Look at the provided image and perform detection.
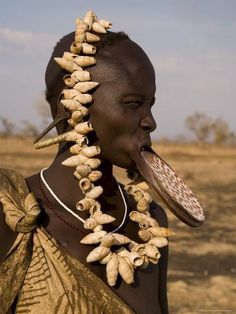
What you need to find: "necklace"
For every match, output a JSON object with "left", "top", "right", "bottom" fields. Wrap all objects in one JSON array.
[{"left": 40, "top": 167, "right": 128, "bottom": 233}]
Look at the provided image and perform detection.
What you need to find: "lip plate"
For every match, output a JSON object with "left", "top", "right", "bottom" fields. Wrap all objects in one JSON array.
[{"left": 132, "top": 147, "right": 205, "bottom": 227}]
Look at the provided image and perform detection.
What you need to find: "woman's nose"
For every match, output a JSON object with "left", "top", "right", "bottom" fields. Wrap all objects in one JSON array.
[{"left": 140, "top": 111, "right": 157, "bottom": 133}]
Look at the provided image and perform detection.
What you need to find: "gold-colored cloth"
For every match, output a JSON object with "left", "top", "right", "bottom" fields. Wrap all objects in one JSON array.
[{"left": 0, "top": 169, "right": 134, "bottom": 314}]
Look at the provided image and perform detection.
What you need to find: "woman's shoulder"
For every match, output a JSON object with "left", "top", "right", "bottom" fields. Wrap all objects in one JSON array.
[{"left": 0, "top": 168, "right": 30, "bottom": 262}]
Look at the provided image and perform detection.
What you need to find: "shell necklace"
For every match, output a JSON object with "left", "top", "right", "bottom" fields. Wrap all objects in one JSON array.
[
  {"left": 40, "top": 167, "right": 128, "bottom": 233},
  {"left": 34, "top": 10, "right": 174, "bottom": 286}
]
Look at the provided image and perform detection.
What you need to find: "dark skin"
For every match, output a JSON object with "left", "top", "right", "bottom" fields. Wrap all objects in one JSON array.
[{"left": 0, "top": 39, "right": 169, "bottom": 313}]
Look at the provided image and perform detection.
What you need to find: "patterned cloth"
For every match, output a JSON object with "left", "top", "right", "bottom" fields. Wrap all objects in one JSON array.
[{"left": 0, "top": 169, "right": 134, "bottom": 314}]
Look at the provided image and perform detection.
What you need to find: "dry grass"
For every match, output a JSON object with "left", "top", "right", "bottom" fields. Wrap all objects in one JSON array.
[{"left": 0, "top": 137, "right": 235, "bottom": 313}]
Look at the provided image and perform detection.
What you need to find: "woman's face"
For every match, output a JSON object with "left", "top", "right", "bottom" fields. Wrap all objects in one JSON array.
[{"left": 89, "top": 39, "right": 156, "bottom": 169}]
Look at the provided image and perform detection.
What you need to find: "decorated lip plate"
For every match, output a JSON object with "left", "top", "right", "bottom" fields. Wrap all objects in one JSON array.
[{"left": 134, "top": 148, "right": 205, "bottom": 227}]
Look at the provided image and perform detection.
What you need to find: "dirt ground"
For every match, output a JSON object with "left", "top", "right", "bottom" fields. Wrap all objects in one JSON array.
[{"left": 0, "top": 137, "right": 235, "bottom": 313}]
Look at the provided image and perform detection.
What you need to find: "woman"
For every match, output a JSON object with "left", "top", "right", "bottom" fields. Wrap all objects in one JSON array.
[{"left": 0, "top": 11, "right": 169, "bottom": 313}]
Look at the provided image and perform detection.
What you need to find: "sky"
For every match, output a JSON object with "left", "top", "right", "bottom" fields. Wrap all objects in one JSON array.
[{"left": 0, "top": 0, "right": 235, "bottom": 140}]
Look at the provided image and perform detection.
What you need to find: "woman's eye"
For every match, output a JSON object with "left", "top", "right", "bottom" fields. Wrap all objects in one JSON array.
[{"left": 123, "top": 100, "right": 143, "bottom": 108}]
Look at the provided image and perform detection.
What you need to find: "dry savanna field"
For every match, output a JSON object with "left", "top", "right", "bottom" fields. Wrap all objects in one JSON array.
[{"left": 0, "top": 137, "right": 236, "bottom": 313}]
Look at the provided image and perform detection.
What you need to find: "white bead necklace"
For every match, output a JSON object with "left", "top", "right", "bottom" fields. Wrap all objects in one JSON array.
[{"left": 40, "top": 167, "right": 128, "bottom": 233}]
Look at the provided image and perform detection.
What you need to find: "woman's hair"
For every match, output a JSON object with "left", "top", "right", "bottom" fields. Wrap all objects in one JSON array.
[{"left": 45, "top": 31, "right": 129, "bottom": 120}]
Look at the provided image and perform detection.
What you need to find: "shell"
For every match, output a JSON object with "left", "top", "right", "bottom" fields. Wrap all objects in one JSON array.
[
  {"left": 63, "top": 74, "right": 77, "bottom": 87},
  {"left": 94, "top": 213, "right": 116, "bottom": 225},
  {"left": 145, "top": 244, "right": 161, "bottom": 260},
  {"left": 84, "top": 217, "right": 98, "bottom": 230},
  {"left": 75, "top": 32, "right": 86, "bottom": 43},
  {"left": 73, "top": 56, "right": 96, "bottom": 67},
  {"left": 75, "top": 136, "right": 89, "bottom": 147},
  {"left": 72, "top": 70, "right": 91, "bottom": 82},
  {"left": 54, "top": 58, "right": 82, "bottom": 73},
  {"left": 117, "top": 247, "right": 143, "bottom": 268},
  {"left": 132, "top": 189, "right": 144, "bottom": 202},
  {"left": 129, "top": 211, "right": 144, "bottom": 223},
  {"left": 106, "top": 253, "right": 119, "bottom": 286},
  {"left": 86, "top": 186, "right": 103, "bottom": 199},
  {"left": 75, "top": 21, "right": 88, "bottom": 33},
  {"left": 81, "top": 145, "right": 101, "bottom": 158},
  {"left": 62, "top": 89, "right": 81, "bottom": 100},
  {"left": 99, "top": 19, "right": 112, "bottom": 29},
  {"left": 84, "top": 158, "right": 101, "bottom": 169},
  {"left": 138, "top": 229, "right": 152, "bottom": 242},
  {"left": 93, "top": 225, "right": 103, "bottom": 232},
  {"left": 82, "top": 43, "right": 96, "bottom": 55},
  {"left": 79, "top": 178, "right": 93, "bottom": 192},
  {"left": 137, "top": 199, "right": 149, "bottom": 212},
  {"left": 75, "top": 164, "right": 91, "bottom": 177},
  {"left": 139, "top": 256, "right": 149, "bottom": 270},
  {"left": 92, "top": 22, "right": 106, "bottom": 34},
  {"left": 129, "top": 211, "right": 158, "bottom": 228},
  {"left": 148, "top": 237, "right": 168, "bottom": 248},
  {"left": 85, "top": 32, "right": 100, "bottom": 43},
  {"left": 86, "top": 245, "right": 110, "bottom": 263},
  {"left": 60, "top": 99, "right": 82, "bottom": 112},
  {"left": 71, "top": 110, "right": 84, "bottom": 123},
  {"left": 63, "top": 52, "right": 78, "bottom": 61},
  {"left": 67, "top": 118, "right": 77, "bottom": 128},
  {"left": 83, "top": 10, "right": 94, "bottom": 30},
  {"left": 118, "top": 256, "right": 134, "bottom": 285},
  {"left": 80, "top": 230, "right": 107, "bottom": 244},
  {"left": 142, "top": 192, "right": 152, "bottom": 203},
  {"left": 76, "top": 197, "right": 96, "bottom": 211},
  {"left": 149, "top": 227, "right": 175, "bottom": 237},
  {"left": 62, "top": 154, "right": 88, "bottom": 167},
  {"left": 75, "top": 121, "right": 93, "bottom": 135},
  {"left": 73, "top": 93, "right": 93, "bottom": 104},
  {"left": 70, "top": 41, "right": 82, "bottom": 54},
  {"left": 87, "top": 170, "right": 102, "bottom": 182},
  {"left": 130, "top": 243, "right": 146, "bottom": 256},
  {"left": 73, "top": 81, "right": 99, "bottom": 93},
  {"left": 100, "top": 251, "right": 112, "bottom": 265}
]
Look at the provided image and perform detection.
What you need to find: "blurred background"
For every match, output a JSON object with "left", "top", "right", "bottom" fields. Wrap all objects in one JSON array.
[{"left": 0, "top": 1, "right": 235, "bottom": 312}]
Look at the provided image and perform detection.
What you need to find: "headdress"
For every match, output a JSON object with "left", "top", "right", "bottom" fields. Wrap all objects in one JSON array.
[{"left": 34, "top": 10, "right": 204, "bottom": 286}]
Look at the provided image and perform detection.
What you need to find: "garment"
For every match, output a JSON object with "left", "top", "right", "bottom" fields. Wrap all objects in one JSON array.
[{"left": 0, "top": 169, "right": 133, "bottom": 314}]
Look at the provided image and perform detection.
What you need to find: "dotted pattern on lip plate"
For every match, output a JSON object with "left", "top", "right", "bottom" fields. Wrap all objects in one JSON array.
[{"left": 143, "top": 152, "right": 205, "bottom": 222}]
